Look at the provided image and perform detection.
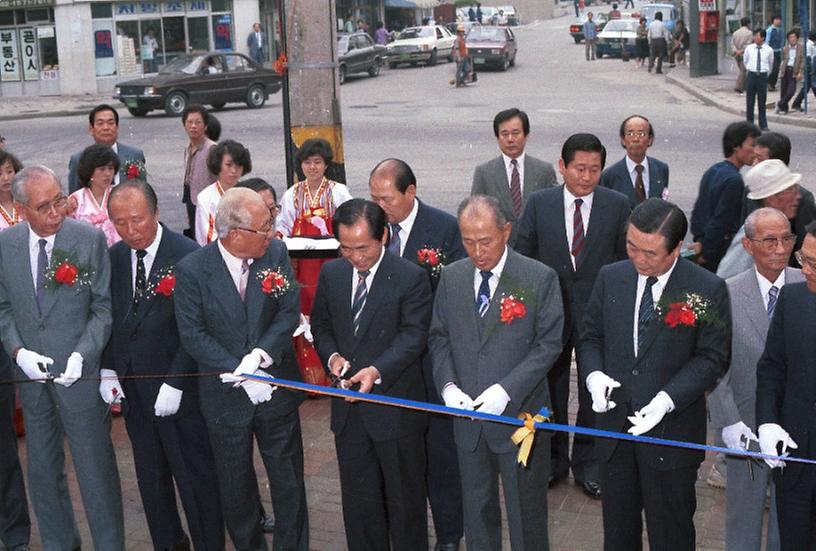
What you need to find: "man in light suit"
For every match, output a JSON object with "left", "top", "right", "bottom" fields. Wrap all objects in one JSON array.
[
  {"left": 68, "top": 104, "right": 146, "bottom": 193},
  {"left": 471, "top": 108, "right": 557, "bottom": 246},
  {"left": 102, "top": 181, "right": 225, "bottom": 551},
  {"left": 369, "top": 159, "right": 466, "bottom": 551},
  {"left": 709, "top": 207, "right": 798, "bottom": 551},
  {"left": 0, "top": 165, "right": 123, "bottom": 549},
  {"left": 516, "top": 133, "right": 630, "bottom": 498},
  {"left": 599, "top": 115, "right": 669, "bottom": 208},
  {"left": 174, "top": 188, "right": 308, "bottom": 550},
  {"left": 311, "top": 198, "right": 433, "bottom": 551},
  {"left": 429, "top": 194, "right": 564, "bottom": 551},
  {"left": 578, "top": 199, "right": 731, "bottom": 551},
  {"left": 247, "top": 23, "right": 265, "bottom": 65}
]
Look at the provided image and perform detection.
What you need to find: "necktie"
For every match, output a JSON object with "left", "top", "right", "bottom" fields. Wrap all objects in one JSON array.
[
  {"left": 36, "top": 238, "right": 47, "bottom": 314},
  {"left": 239, "top": 259, "right": 250, "bottom": 302},
  {"left": 510, "top": 159, "right": 522, "bottom": 217},
  {"left": 133, "top": 249, "right": 147, "bottom": 310},
  {"left": 634, "top": 164, "right": 646, "bottom": 203},
  {"left": 476, "top": 270, "right": 492, "bottom": 317},
  {"left": 351, "top": 270, "right": 370, "bottom": 335},
  {"left": 637, "top": 276, "right": 658, "bottom": 353},
  {"left": 388, "top": 223, "right": 402, "bottom": 255},
  {"left": 767, "top": 285, "right": 779, "bottom": 318},
  {"left": 571, "top": 198, "right": 585, "bottom": 266},
  {"left": 757, "top": 45, "right": 762, "bottom": 72}
]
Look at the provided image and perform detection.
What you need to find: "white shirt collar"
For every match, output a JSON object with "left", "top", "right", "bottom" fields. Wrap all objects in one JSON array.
[
  {"left": 475, "top": 245, "right": 508, "bottom": 278},
  {"left": 640, "top": 256, "right": 678, "bottom": 291},
  {"left": 625, "top": 155, "right": 649, "bottom": 175},
  {"left": 755, "top": 267, "right": 785, "bottom": 303},
  {"left": 501, "top": 151, "right": 525, "bottom": 173},
  {"left": 563, "top": 186, "right": 594, "bottom": 210},
  {"left": 393, "top": 199, "right": 420, "bottom": 254},
  {"left": 217, "top": 239, "right": 254, "bottom": 293},
  {"left": 28, "top": 226, "right": 56, "bottom": 251},
  {"left": 353, "top": 246, "right": 385, "bottom": 282}
]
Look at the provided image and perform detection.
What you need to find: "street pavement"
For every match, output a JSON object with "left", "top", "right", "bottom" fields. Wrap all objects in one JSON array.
[{"left": 3, "top": 4, "right": 810, "bottom": 549}]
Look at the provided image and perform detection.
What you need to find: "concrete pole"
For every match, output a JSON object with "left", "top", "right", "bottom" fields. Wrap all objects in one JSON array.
[{"left": 281, "top": 0, "right": 346, "bottom": 187}]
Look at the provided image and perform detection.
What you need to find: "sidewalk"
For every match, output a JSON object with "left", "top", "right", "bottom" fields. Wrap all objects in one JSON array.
[{"left": 0, "top": 93, "right": 111, "bottom": 122}]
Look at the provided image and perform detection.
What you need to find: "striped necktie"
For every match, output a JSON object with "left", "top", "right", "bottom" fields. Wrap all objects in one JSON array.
[
  {"left": 510, "top": 159, "right": 522, "bottom": 217},
  {"left": 637, "top": 276, "right": 658, "bottom": 353},
  {"left": 352, "top": 270, "right": 370, "bottom": 335},
  {"left": 571, "top": 198, "right": 585, "bottom": 267},
  {"left": 767, "top": 285, "right": 779, "bottom": 319}
]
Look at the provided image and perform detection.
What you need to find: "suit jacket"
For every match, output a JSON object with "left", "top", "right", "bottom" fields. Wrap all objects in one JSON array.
[
  {"left": 577, "top": 258, "right": 731, "bottom": 470},
  {"left": 709, "top": 267, "right": 803, "bottom": 432},
  {"left": 104, "top": 226, "right": 201, "bottom": 416},
  {"left": 516, "top": 186, "right": 630, "bottom": 340},
  {"left": 247, "top": 31, "right": 266, "bottom": 58},
  {"left": 173, "top": 239, "right": 304, "bottom": 424},
  {"left": 781, "top": 42, "right": 805, "bottom": 76},
  {"left": 756, "top": 282, "right": 816, "bottom": 489},
  {"left": 0, "top": 219, "right": 112, "bottom": 412},
  {"left": 599, "top": 156, "right": 670, "bottom": 208},
  {"left": 310, "top": 251, "right": 432, "bottom": 442},
  {"left": 68, "top": 142, "right": 146, "bottom": 194},
  {"left": 428, "top": 248, "right": 564, "bottom": 453},
  {"left": 471, "top": 154, "right": 557, "bottom": 246}
]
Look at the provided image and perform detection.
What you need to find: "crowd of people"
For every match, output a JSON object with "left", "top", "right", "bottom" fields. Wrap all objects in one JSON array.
[{"left": 0, "top": 103, "right": 814, "bottom": 551}]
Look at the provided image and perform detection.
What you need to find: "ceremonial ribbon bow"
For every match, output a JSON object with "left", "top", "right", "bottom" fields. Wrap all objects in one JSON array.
[{"left": 511, "top": 408, "right": 550, "bottom": 467}]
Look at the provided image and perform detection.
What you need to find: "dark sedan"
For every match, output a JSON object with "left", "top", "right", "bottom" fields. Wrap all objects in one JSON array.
[
  {"left": 113, "top": 52, "right": 282, "bottom": 117},
  {"left": 337, "top": 32, "right": 386, "bottom": 84},
  {"left": 466, "top": 26, "right": 518, "bottom": 71}
]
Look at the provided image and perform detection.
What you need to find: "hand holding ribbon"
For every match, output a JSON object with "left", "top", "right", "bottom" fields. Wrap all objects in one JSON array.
[
  {"left": 627, "top": 391, "right": 674, "bottom": 436},
  {"left": 758, "top": 423, "right": 798, "bottom": 468}
]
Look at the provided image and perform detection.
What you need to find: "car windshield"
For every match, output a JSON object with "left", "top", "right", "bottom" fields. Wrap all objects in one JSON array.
[
  {"left": 398, "top": 27, "right": 433, "bottom": 39},
  {"left": 604, "top": 20, "right": 639, "bottom": 31},
  {"left": 160, "top": 55, "right": 203, "bottom": 74},
  {"left": 337, "top": 36, "right": 349, "bottom": 53},
  {"left": 641, "top": 6, "right": 672, "bottom": 19},
  {"left": 467, "top": 28, "right": 506, "bottom": 42}
]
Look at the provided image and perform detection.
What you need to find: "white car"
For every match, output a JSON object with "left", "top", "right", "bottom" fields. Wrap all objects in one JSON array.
[
  {"left": 597, "top": 19, "right": 639, "bottom": 58},
  {"left": 386, "top": 25, "right": 456, "bottom": 68}
]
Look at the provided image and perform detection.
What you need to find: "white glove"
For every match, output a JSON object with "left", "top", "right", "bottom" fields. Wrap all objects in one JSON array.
[
  {"left": 758, "top": 423, "right": 798, "bottom": 469},
  {"left": 441, "top": 384, "right": 474, "bottom": 411},
  {"left": 722, "top": 421, "right": 759, "bottom": 451},
  {"left": 54, "top": 352, "right": 83, "bottom": 387},
  {"left": 627, "top": 391, "right": 674, "bottom": 436},
  {"left": 220, "top": 351, "right": 265, "bottom": 385},
  {"left": 293, "top": 314, "right": 313, "bottom": 343},
  {"left": 586, "top": 371, "right": 621, "bottom": 413},
  {"left": 154, "top": 383, "right": 183, "bottom": 417},
  {"left": 98, "top": 369, "right": 124, "bottom": 404},
  {"left": 473, "top": 383, "right": 511, "bottom": 416},
  {"left": 15, "top": 348, "right": 54, "bottom": 383},
  {"left": 242, "top": 378, "right": 275, "bottom": 405}
]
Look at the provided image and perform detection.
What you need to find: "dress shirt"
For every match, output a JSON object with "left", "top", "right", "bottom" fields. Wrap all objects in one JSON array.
[
  {"left": 744, "top": 42, "right": 774, "bottom": 73},
  {"left": 632, "top": 257, "right": 678, "bottom": 354},
  {"left": 647, "top": 20, "right": 670, "bottom": 41},
  {"left": 755, "top": 268, "right": 785, "bottom": 311},
  {"left": 391, "top": 199, "right": 419, "bottom": 257},
  {"left": 787, "top": 46, "right": 797, "bottom": 66},
  {"left": 626, "top": 155, "right": 650, "bottom": 198},
  {"left": 583, "top": 20, "right": 598, "bottom": 40},
  {"left": 350, "top": 247, "right": 385, "bottom": 307},
  {"left": 130, "top": 223, "right": 163, "bottom": 291},
  {"left": 563, "top": 187, "right": 593, "bottom": 269},
  {"left": 28, "top": 229, "right": 56, "bottom": 288},
  {"left": 471, "top": 246, "right": 509, "bottom": 302},
  {"left": 502, "top": 152, "right": 525, "bottom": 194},
  {"left": 255, "top": 31, "right": 262, "bottom": 47}
]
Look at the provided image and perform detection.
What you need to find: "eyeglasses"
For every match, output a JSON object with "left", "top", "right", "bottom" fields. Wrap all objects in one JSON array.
[
  {"left": 795, "top": 250, "right": 816, "bottom": 271},
  {"left": 30, "top": 196, "right": 68, "bottom": 216},
  {"left": 624, "top": 130, "right": 649, "bottom": 138},
  {"left": 236, "top": 220, "right": 274, "bottom": 236},
  {"left": 749, "top": 234, "right": 796, "bottom": 251}
]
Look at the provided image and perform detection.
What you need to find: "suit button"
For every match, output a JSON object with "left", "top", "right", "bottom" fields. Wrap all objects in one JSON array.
[
  {"left": 632, "top": 369, "right": 639, "bottom": 375},
  {"left": 39, "top": 324, "right": 45, "bottom": 331}
]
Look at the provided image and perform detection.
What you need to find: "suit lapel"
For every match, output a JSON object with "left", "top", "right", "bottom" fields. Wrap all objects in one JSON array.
[
  {"left": 742, "top": 272, "right": 770, "bottom": 341},
  {"left": 11, "top": 227, "right": 38, "bottom": 316},
  {"left": 491, "top": 157, "right": 515, "bottom": 216},
  {"left": 40, "top": 225, "right": 77, "bottom": 320},
  {"left": 647, "top": 157, "right": 664, "bottom": 199},
  {"left": 550, "top": 188, "right": 573, "bottom": 271},
  {"left": 479, "top": 250, "right": 519, "bottom": 346},
  {"left": 245, "top": 248, "right": 280, "bottom": 341},
  {"left": 205, "top": 245, "right": 248, "bottom": 327},
  {"left": 402, "top": 202, "right": 428, "bottom": 262},
  {"left": 636, "top": 262, "right": 688, "bottom": 361},
  {"left": 579, "top": 190, "right": 610, "bottom": 270}
]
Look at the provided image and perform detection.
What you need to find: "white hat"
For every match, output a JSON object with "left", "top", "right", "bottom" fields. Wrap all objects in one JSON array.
[{"left": 745, "top": 159, "right": 802, "bottom": 200}]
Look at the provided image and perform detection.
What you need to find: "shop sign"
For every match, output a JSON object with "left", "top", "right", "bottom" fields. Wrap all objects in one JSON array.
[
  {"left": 116, "top": 3, "right": 136, "bottom": 14},
  {"left": 0, "top": 0, "right": 53, "bottom": 8},
  {"left": 0, "top": 29, "right": 20, "bottom": 82},
  {"left": 187, "top": 0, "right": 207, "bottom": 10},
  {"left": 214, "top": 13, "right": 232, "bottom": 50},
  {"left": 699, "top": 0, "right": 717, "bottom": 11},
  {"left": 37, "top": 26, "right": 54, "bottom": 38},
  {"left": 41, "top": 69, "right": 57, "bottom": 79},
  {"left": 95, "top": 29, "right": 114, "bottom": 58},
  {"left": 19, "top": 27, "right": 38, "bottom": 80},
  {"left": 163, "top": 1, "right": 183, "bottom": 12},
  {"left": 138, "top": 2, "right": 159, "bottom": 13}
]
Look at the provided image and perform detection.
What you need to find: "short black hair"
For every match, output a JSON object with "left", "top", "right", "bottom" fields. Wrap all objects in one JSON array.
[
  {"left": 0, "top": 150, "right": 23, "bottom": 173},
  {"left": 619, "top": 114, "right": 655, "bottom": 140},
  {"left": 332, "top": 198, "right": 387, "bottom": 241},
  {"left": 654, "top": 11, "right": 663, "bottom": 20},
  {"left": 722, "top": 121, "right": 761, "bottom": 158},
  {"left": 88, "top": 104, "right": 119, "bottom": 126},
  {"left": 236, "top": 177, "right": 277, "bottom": 201},
  {"left": 787, "top": 29, "right": 800, "bottom": 39},
  {"left": 772, "top": 14, "right": 781, "bottom": 21},
  {"left": 207, "top": 139, "right": 252, "bottom": 175},
  {"left": 756, "top": 131, "right": 791, "bottom": 165},
  {"left": 77, "top": 144, "right": 121, "bottom": 188},
  {"left": 206, "top": 114, "right": 221, "bottom": 141},
  {"left": 810, "top": 31, "right": 816, "bottom": 42},
  {"left": 561, "top": 133, "right": 607, "bottom": 169},
  {"left": 754, "top": 28, "right": 767, "bottom": 39},
  {"left": 805, "top": 220, "right": 816, "bottom": 238},
  {"left": 182, "top": 104, "right": 210, "bottom": 126},
  {"left": 108, "top": 179, "right": 159, "bottom": 215},
  {"left": 295, "top": 138, "right": 334, "bottom": 166},
  {"left": 740, "top": 16, "right": 750, "bottom": 26},
  {"left": 493, "top": 108, "right": 530, "bottom": 137},
  {"left": 369, "top": 158, "right": 416, "bottom": 193},
  {"left": 628, "top": 198, "right": 688, "bottom": 252}
]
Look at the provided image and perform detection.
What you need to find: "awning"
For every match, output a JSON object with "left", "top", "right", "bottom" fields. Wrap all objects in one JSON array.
[
  {"left": 385, "top": 0, "right": 418, "bottom": 7},
  {"left": 411, "top": 0, "right": 440, "bottom": 7}
]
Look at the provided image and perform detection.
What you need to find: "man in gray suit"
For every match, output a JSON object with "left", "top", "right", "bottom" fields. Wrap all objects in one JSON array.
[
  {"left": 471, "top": 108, "right": 557, "bottom": 246},
  {"left": 429, "top": 194, "right": 564, "bottom": 550},
  {"left": 0, "top": 166, "right": 123, "bottom": 549},
  {"left": 247, "top": 22, "right": 266, "bottom": 65},
  {"left": 708, "top": 207, "right": 798, "bottom": 551}
]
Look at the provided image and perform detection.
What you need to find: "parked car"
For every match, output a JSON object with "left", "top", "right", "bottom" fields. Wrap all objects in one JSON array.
[
  {"left": 386, "top": 25, "right": 456, "bottom": 68},
  {"left": 113, "top": 52, "right": 281, "bottom": 117},
  {"left": 337, "top": 32, "right": 386, "bottom": 84},
  {"left": 466, "top": 26, "right": 517, "bottom": 70},
  {"left": 569, "top": 12, "right": 608, "bottom": 43},
  {"left": 641, "top": 3, "right": 678, "bottom": 32},
  {"left": 496, "top": 5, "right": 521, "bottom": 25},
  {"left": 597, "top": 19, "right": 639, "bottom": 57}
]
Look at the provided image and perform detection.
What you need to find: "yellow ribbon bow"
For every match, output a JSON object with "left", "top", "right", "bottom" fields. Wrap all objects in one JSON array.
[{"left": 511, "top": 411, "right": 549, "bottom": 467}]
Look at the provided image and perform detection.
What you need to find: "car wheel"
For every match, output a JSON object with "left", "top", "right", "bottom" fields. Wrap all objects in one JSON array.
[
  {"left": 368, "top": 59, "right": 381, "bottom": 77},
  {"left": 127, "top": 107, "right": 148, "bottom": 117},
  {"left": 339, "top": 65, "right": 347, "bottom": 85},
  {"left": 210, "top": 102, "right": 226, "bottom": 110},
  {"left": 428, "top": 49, "right": 438, "bottom": 66},
  {"left": 509, "top": 53, "right": 516, "bottom": 67},
  {"left": 500, "top": 55, "right": 509, "bottom": 71},
  {"left": 574, "top": 36, "right": 582, "bottom": 44},
  {"left": 246, "top": 84, "right": 266, "bottom": 108},
  {"left": 164, "top": 91, "right": 187, "bottom": 117}
]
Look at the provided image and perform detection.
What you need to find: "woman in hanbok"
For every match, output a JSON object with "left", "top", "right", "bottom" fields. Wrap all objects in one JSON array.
[
  {"left": 277, "top": 138, "right": 352, "bottom": 386},
  {"left": 195, "top": 139, "right": 252, "bottom": 246},
  {"left": 69, "top": 144, "right": 121, "bottom": 247}
]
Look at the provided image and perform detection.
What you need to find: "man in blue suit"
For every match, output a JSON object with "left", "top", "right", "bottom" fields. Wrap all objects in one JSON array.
[{"left": 599, "top": 115, "right": 669, "bottom": 209}]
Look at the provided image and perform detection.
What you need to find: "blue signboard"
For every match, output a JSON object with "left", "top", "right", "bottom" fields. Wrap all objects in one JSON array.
[{"left": 214, "top": 14, "right": 232, "bottom": 50}]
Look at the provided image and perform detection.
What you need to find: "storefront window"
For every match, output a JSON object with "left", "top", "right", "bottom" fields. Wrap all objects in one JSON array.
[
  {"left": 212, "top": 13, "right": 231, "bottom": 49},
  {"left": 92, "top": 3, "right": 113, "bottom": 19},
  {"left": 162, "top": 15, "right": 184, "bottom": 62},
  {"left": 0, "top": 11, "right": 13, "bottom": 26},
  {"left": 187, "top": 16, "right": 208, "bottom": 51}
]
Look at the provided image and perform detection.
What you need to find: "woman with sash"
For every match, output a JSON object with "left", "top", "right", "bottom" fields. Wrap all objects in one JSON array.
[{"left": 195, "top": 139, "right": 252, "bottom": 246}]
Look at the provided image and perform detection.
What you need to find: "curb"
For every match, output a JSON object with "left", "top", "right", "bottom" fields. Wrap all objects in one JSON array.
[{"left": 0, "top": 108, "right": 89, "bottom": 122}]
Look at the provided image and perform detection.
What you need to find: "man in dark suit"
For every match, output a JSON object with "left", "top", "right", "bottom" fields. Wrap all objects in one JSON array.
[
  {"left": 756, "top": 221, "right": 816, "bottom": 551},
  {"left": 247, "top": 23, "right": 266, "bottom": 65},
  {"left": 369, "top": 158, "right": 466, "bottom": 551},
  {"left": 311, "top": 198, "right": 432, "bottom": 551},
  {"left": 471, "top": 108, "right": 557, "bottom": 246},
  {"left": 516, "top": 133, "right": 630, "bottom": 499},
  {"left": 0, "top": 349, "right": 29, "bottom": 551},
  {"left": 174, "top": 188, "right": 308, "bottom": 551},
  {"left": 429, "top": 195, "right": 564, "bottom": 551},
  {"left": 102, "top": 180, "right": 224, "bottom": 551},
  {"left": 599, "top": 115, "right": 669, "bottom": 208},
  {"left": 68, "top": 104, "right": 146, "bottom": 193},
  {"left": 578, "top": 199, "right": 731, "bottom": 551}
]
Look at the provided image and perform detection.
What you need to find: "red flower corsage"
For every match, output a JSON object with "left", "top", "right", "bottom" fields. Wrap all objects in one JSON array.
[
  {"left": 417, "top": 247, "right": 446, "bottom": 277},
  {"left": 500, "top": 295, "right": 527, "bottom": 325},
  {"left": 658, "top": 293, "right": 716, "bottom": 328},
  {"left": 44, "top": 249, "right": 93, "bottom": 289},
  {"left": 258, "top": 268, "right": 291, "bottom": 298}
]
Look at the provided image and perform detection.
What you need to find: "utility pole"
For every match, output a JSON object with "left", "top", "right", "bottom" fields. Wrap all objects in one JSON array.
[{"left": 279, "top": 0, "right": 346, "bottom": 187}]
